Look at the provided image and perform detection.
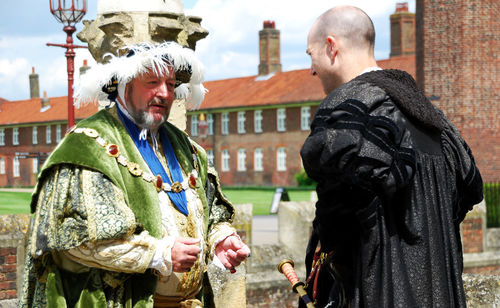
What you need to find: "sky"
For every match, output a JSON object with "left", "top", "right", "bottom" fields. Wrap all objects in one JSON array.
[{"left": 0, "top": 0, "right": 415, "bottom": 102}]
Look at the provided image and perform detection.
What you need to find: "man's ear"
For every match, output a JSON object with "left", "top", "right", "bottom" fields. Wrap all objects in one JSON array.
[{"left": 326, "top": 35, "right": 338, "bottom": 63}]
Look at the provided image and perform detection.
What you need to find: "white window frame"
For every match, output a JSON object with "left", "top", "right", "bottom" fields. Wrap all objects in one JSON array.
[
  {"left": 237, "top": 111, "right": 246, "bottom": 134},
  {"left": 277, "top": 108, "right": 286, "bottom": 132},
  {"left": 237, "top": 148, "right": 246, "bottom": 171},
  {"left": 254, "top": 110, "right": 263, "bottom": 133},
  {"left": 254, "top": 148, "right": 263, "bottom": 171},
  {"left": 221, "top": 112, "right": 229, "bottom": 135},
  {"left": 32, "top": 157, "right": 38, "bottom": 174},
  {"left": 13, "top": 156, "right": 20, "bottom": 177},
  {"left": 277, "top": 147, "right": 287, "bottom": 171},
  {"left": 56, "top": 124, "right": 62, "bottom": 142},
  {"left": 0, "top": 158, "right": 5, "bottom": 174},
  {"left": 206, "top": 149, "right": 214, "bottom": 166},
  {"left": 13, "top": 127, "right": 19, "bottom": 145},
  {"left": 207, "top": 114, "right": 214, "bottom": 135},
  {"left": 0, "top": 129, "right": 4, "bottom": 146},
  {"left": 191, "top": 115, "right": 198, "bottom": 136},
  {"left": 221, "top": 149, "right": 230, "bottom": 171},
  {"left": 32, "top": 126, "right": 38, "bottom": 145},
  {"left": 46, "top": 125, "right": 51, "bottom": 144},
  {"left": 301, "top": 106, "right": 311, "bottom": 130}
]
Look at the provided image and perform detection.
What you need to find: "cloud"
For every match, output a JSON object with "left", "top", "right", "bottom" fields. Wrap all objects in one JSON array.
[{"left": 186, "top": 0, "right": 415, "bottom": 81}]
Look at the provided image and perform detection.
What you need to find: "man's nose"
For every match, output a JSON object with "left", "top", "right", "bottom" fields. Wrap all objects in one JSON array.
[{"left": 156, "top": 83, "right": 172, "bottom": 98}]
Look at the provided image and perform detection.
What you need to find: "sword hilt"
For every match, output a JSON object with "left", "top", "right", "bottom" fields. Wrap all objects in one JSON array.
[{"left": 278, "top": 259, "right": 315, "bottom": 308}]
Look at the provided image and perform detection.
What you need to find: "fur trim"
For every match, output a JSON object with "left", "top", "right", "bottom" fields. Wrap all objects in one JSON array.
[{"left": 74, "top": 41, "right": 206, "bottom": 109}]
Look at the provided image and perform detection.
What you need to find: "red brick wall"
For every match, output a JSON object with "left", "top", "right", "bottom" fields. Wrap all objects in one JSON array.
[
  {"left": 417, "top": 0, "right": 500, "bottom": 182},
  {"left": 461, "top": 217, "right": 483, "bottom": 253},
  {"left": 0, "top": 247, "right": 17, "bottom": 300}
]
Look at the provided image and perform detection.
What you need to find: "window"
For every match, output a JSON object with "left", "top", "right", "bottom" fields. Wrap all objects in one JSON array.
[
  {"left": 221, "top": 112, "right": 229, "bottom": 135},
  {"left": 32, "top": 157, "right": 38, "bottom": 174},
  {"left": 277, "top": 108, "right": 286, "bottom": 132},
  {"left": 254, "top": 110, "right": 263, "bottom": 133},
  {"left": 0, "top": 158, "right": 5, "bottom": 174},
  {"left": 237, "top": 148, "right": 246, "bottom": 171},
  {"left": 237, "top": 111, "right": 246, "bottom": 134},
  {"left": 254, "top": 148, "right": 263, "bottom": 171},
  {"left": 277, "top": 147, "right": 287, "bottom": 171},
  {"left": 13, "top": 127, "right": 19, "bottom": 145},
  {"left": 191, "top": 115, "right": 198, "bottom": 136},
  {"left": 56, "top": 124, "right": 62, "bottom": 142},
  {"left": 32, "top": 126, "right": 38, "bottom": 145},
  {"left": 301, "top": 106, "right": 311, "bottom": 130},
  {"left": 207, "top": 114, "right": 214, "bottom": 135},
  {"left": 46, "top": 125, "right": 51, "bottom": 144},
  {"left": 206, "top": 149, "right": 214, "bottom": 166},
  {"left": 0, "top": 129, "right": 4, "bottom": 146},
  {"left": 13, "top": 157, "right": 20, "bottom": 177},
  {"left": 221, "top": 149, "right": 230, "bottom": 171}
]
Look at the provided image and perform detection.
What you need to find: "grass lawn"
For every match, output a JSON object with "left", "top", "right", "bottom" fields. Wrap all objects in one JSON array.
[
  {"left": 0, "top": 191, "right": 32, "bottom": 214},
  {"left": 221, "top": 188, "right": 314, "bottom": 215},
  {"left": 0, "top": 188, "right": 315, "bottom": 216}
]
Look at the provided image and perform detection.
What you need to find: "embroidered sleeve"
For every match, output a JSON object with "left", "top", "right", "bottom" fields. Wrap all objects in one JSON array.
[
  {"left": 64, "top": 230, "right": 158, "bottom": 274},
  {"left": 30, "top": 165, "right": 138, "bottom": 259}
]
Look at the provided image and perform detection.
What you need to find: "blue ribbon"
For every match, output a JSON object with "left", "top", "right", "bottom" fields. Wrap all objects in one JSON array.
[{"left": 117, "top": 107, "right": 188, "bottom": 215}]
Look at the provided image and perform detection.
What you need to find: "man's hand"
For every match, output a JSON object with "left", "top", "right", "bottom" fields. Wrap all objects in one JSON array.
[
  {"left": 215, "top": 235, "right": 251, "bottom": 272},
  {"left": 171, "top": 237, "right": 201, "bottom": 272}
]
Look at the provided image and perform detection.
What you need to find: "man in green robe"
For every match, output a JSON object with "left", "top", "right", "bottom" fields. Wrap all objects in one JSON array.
[{"left": 19, "top": 41, "right": 250, "bottom": 308}]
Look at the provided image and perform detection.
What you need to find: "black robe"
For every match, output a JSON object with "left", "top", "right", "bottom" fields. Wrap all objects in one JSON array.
[{"left": 300, "top": 70, "right": 483, "bottom": 307}]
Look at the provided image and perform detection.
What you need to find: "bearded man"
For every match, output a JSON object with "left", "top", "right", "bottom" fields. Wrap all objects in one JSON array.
[{"left": 19, "top": 41, "right": 249, "bottom": 308}]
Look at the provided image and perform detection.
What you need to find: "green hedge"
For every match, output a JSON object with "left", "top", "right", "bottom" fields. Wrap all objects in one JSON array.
[{"left": 485, "top": 182, "right": 500, "bottom": 228}]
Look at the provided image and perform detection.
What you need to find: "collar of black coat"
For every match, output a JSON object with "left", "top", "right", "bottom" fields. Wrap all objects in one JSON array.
[{"left": 354, "top": 69, "right": 445, "bottom": 133}]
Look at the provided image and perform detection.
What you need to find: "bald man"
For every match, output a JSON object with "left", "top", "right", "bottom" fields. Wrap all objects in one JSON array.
[{"left": 300, "top": 6, "right": 483, "bottom": 308}]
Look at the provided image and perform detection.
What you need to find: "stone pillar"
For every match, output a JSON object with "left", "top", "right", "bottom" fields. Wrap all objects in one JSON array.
[
  {"left": 278, "top": 201, "right": 315, "bottom": 262},
  {"left": 76, "top": 0, "right": 208, "bottom": 130}
]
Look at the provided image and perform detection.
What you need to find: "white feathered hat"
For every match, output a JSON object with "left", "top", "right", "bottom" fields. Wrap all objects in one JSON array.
[{"left": 74, "top": 41, "right": 206, "bottom": 109}]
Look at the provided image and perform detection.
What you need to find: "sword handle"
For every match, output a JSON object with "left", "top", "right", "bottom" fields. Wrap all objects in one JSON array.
[{"left": 278, "top": 259, "right": 315, "bottom": 308}]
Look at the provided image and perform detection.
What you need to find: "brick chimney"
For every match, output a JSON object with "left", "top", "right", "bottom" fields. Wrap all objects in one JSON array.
[
  {"left": 79, "top": 59, "right": 90, "bottom": 76},
  {"left": 29, "top": 67, "right": 40, "bottom": 98},
  {"left": 258, "top": 20, "right": 282, "bottom": 76},
  {"left": 390, "top": 2, "right": 416, "bottom": 57},
  {"left": 41, "top": 91, "right": 50, "bottom": 110}
]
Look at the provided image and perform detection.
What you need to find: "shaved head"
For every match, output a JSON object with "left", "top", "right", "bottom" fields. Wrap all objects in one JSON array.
[{"left": 310, "top": 6, "right": 375, "bottom": 55}]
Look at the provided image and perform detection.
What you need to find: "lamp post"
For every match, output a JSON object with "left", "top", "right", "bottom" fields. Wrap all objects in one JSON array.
[{"left": 47, "top": 0, "right": 87, "bottom": 129}]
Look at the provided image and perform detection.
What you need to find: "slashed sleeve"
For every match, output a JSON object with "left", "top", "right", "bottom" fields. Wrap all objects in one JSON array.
[{"left": 301, "top": 98, "right": 416, "bottom": 198}]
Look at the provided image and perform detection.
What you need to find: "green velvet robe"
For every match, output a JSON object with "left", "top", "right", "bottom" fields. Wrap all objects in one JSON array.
[{"left": 18, "top": 106, "right": 234, "bottom": 308}]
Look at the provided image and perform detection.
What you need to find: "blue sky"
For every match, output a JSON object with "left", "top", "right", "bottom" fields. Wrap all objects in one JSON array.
[{"left": 0, "top": 0, "right": 415, "bottom": 101}]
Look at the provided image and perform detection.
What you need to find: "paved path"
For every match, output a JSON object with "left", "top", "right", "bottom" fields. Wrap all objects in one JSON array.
[
  {"left": 252, "top": 215, "right": 278, "bottom": 245},
  {"left": 0, "top": 188, "right": 33, "bottom": 192}
]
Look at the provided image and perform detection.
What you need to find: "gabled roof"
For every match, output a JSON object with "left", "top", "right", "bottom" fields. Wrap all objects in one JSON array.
[
  {"left": 0, "top": 96, "right": 98, "bottom": 126},
  {"left": 197, "top": 55, "right": 416, "bottom": 111}
]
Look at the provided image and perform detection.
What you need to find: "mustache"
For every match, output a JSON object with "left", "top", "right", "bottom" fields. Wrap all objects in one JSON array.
[{"left": 148, "top": 97, "right": 169, "bottom": 107}]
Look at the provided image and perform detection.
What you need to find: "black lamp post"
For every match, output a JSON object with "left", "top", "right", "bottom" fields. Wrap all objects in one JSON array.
[{"left": 47, "top": 0, "right": 87, "bottom": 129}]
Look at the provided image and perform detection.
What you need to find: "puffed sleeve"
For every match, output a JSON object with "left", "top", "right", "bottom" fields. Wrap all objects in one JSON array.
[{"left": 301, "top": 98, "right": 416, "bottom": 198}]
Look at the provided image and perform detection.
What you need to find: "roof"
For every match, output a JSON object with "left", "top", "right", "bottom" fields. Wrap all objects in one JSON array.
[
  {"left": 377, "top": 55, "right": 416, "bottom": 79},
  {"left": 198, "top": 69, "right": 325, "bottom": 110},
  {"left": 197, "top": 55, "right": 416, "bottom": 111},
  {"left": 0, "top": 96, "right": 98, "bottom": 126}
]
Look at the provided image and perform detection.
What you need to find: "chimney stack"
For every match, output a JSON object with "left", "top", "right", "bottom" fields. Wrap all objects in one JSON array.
[
  {"left": 79, "top": 59, "right": 90, "bottom": 76},
  {"left": 390, "top": 2, "right": 416, "bottom": 57},
  {"left": 258, "top": 20, "right": 282, "bottom": 76},
  {"left": 29, "top": 67, "right": 40, "bottom": 98},
  {"left": 41, "top": 91, "right": 50, "bottom": 110}
]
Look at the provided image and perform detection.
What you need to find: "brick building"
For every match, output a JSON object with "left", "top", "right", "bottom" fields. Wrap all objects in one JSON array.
[
  {"left": 187, "top": 6, "right": 417, "bottom": 186},
  {"left": 0, "top": 71, "right": 97, "bottom": 187}
]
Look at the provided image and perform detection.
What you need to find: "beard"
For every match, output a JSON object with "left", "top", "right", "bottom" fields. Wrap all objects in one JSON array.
[{"left": 126, "top": 88, "right": 169, "bottom": 129}]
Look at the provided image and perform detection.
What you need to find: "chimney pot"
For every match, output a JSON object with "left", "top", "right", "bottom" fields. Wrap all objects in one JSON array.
[
  {"left": 83, "top": 59, "right": 88, "bottom": 66},
  {"left": 29, "top": 67, "right": 40, "bottom": 99},
  {"left": 41, "top": 91, "right": 50, "bottom": 109},
  {"left": 396, "top": 2, "right": 409, "bottom": 12}
]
